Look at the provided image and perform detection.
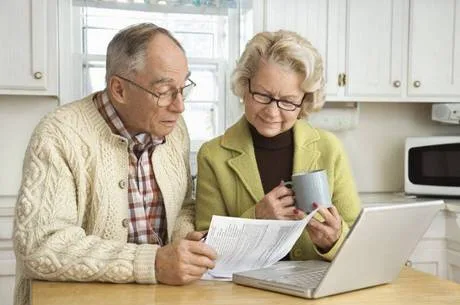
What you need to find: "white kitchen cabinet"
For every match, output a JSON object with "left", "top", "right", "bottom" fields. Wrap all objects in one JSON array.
[
  {"left": 0, "top": 0, "right": 58, "bottom": 96},
  {"left": 334, "top": 0, "right": 460, "bottom": 102},
  {"left": 339, "top": 0, "right": 407, "bottom": 98},
  {"left": 408, "top": 208, "right": 460, "bottom": 284},
  {"left": 408, "top": 0, "right": 460, "bottom": 98},
  {"left": 0, "top": 207, "right": 15, "bottom": 305},
  {"left": 446, "top": 210, "right": 460, "bottom": 283},
  {"left": 260, "top": 0, "right": 342, "bottom": 97},
  {"left": 408, "top": 210, "right": 448, "bottom": 278},
  {"left": 258, "top": 0, "right": 460, "bottom": 102}
]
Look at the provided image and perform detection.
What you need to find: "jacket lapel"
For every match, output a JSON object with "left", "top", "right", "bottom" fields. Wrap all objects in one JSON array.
[
  {"left": 292, "top": 119, "right": 321, "bottom": 173},
  {"left": 221, "top": 117, "right": 265, "bottom": 202},
  {"left": 220, "top": 118, "right": 321, "bottom": 202}
]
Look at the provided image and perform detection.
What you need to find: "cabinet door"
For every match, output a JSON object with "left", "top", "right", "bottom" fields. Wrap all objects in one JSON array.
[
  {"left": 262, "top": 0, "right": 341, "bottom": 96},
  {"left": 447, "top": 250, "right": 460, "bottom": 283},
  {"left": 408, "top": 0, "right": 460, "bottom": 97},
  {"left": 344, "top": 0, "right": 406, "bottom": 97},
  {"left": 446, "top": 211, "right": 460, "bottom": 283},
  {"left": 0, "top": 0, "right": 57, "bottom": 95}
]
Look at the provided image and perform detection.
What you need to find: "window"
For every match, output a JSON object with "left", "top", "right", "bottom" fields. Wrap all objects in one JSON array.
[{"left": 71, "top": 0, "right": 251, "bottom": 170}]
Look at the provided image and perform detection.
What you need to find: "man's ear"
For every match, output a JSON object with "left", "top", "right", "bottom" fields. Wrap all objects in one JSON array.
[{"left": 108, "top": 76, "right": 128, "bottom": 104}]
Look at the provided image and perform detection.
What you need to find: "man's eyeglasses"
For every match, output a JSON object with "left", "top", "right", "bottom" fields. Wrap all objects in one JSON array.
[
  {"left": 248, "top": 79, "right": 304, "bottom": 111},
  {"left": 116, "top": 74, "right": 196, "bottom": 107}
]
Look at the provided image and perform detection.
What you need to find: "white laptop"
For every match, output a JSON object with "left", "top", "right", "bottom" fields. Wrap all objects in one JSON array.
[{"left": 233, "top": 200, "right": 444, "bottom": 299}]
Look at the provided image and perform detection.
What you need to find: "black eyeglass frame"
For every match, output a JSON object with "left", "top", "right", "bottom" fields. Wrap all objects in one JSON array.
[
  {"left": 247, "top": 79, "right": 305, "bottom": 111},
  {"left": 115, "top": 74, "right": 196, "bottom": 107}
]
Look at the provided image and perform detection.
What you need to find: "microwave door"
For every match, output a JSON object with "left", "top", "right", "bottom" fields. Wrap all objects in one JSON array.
[{"left": 408, "top": 143, "right": 460, "bottom": 195}]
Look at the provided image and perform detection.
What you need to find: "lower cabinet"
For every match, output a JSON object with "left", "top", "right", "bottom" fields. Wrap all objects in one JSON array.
[
  {"left": 447, "top": 249, "right": 460, "bottom": 283},
  {"left": 0, "top": 272, "right": 15, "bottom": 305},
  {"left": 409, "top": 209, "right": 460, "bottom": 284},
  {"left": 408, "top": 210, "right": 448, "bottom": 278},
  {"left": 410, "top": 242, "right": 447, "bottom": 278},
  {"left": 446, "top": 210, "right": 460, "bottom": 283},
  {"left": 0, "top": 208, "right": 15, "bottom": 305}
]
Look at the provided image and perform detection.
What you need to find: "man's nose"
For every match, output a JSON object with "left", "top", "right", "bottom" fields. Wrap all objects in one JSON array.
[{"left": 168, "top": 93, "right": 185, "bottom": 113}]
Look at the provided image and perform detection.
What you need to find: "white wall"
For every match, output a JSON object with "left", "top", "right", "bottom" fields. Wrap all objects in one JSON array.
[
  {"left": 335, "top": 102, "right": 460, "bottom": 192},
  {"left": 1, "top": 99, "right": 460, "bottom": 201}
]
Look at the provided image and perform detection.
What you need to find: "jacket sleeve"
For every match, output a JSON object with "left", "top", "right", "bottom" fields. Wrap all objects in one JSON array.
[
  {"left": 314, "top": 134, "right": 361, "bottom": 261},
  {"left": 13, "top": 127, "right": 158, "bottom": 285},
  {"left": 194, "top": 144, "right": 229, "bottom": 231}
]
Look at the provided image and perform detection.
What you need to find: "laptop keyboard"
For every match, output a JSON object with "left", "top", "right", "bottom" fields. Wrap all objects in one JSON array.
[{"left": 272, "top": 261, "right": 329, "bottom": 288}]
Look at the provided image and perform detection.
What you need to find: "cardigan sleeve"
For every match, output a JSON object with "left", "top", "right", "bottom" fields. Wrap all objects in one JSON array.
[
  {"left": 171, "top": 117, "right": 196, "bottom": 240},
  {"left": 14, "top": 126, "right": 158, "bottom": 285}
]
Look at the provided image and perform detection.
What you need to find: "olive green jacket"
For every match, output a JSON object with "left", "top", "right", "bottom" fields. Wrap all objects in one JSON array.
[{"left": 195, "top": 117, "right": 361, "bottom": 261}]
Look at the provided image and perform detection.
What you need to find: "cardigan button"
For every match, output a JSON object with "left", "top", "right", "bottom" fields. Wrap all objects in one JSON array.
[
  {"left": 122, "top": 218, "right": 129, "bottom": 228},
  {"left": 118, "top": 179, "right": 127, "bottom": 189}
]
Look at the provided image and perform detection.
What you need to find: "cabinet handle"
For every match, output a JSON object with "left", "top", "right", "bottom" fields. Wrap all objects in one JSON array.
[
  {"left": 393, "top": 80, "right": 401, "bottom": 88},
  {"left": 413, "top": 80, "right": 421, "bottom": 88},
  {"left": 34, "top": 72, "right": 43, "bottom": 80},
  {"left": 337, "top": 73, "right": 347, "bottom": 87},
  {"left": 405, "top": 260, "right": 413, "bottom": 267}
]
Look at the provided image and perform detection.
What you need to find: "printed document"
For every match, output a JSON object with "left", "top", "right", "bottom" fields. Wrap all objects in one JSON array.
[{"left": 203, "top": 210, "right": 318, "bottom": 279}]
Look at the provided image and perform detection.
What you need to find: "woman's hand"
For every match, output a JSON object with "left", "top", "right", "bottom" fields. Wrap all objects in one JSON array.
[
  {"left": 255, "top": 182, "right": 303, "bottom": 220},
  {"left": 307, "top": 204, "right": 342, "bottom": 252}
]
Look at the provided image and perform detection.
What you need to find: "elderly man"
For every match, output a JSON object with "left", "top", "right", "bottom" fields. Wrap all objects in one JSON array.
[{"left": 13, "top": 23, "right": 216, "bottom": 305}]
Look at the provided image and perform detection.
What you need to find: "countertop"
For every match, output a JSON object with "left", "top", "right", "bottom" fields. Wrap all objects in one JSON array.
[
  {"left": 359, "top": 192, "right": 460, "bottom": 213},
  {"left": 31, "top": 267, "right": 460, "bottom": 305}
]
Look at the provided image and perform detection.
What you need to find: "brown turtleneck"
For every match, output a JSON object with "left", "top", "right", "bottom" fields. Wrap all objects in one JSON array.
[{"left": 249, "top": 123, "right": 294, "bottom": 194}]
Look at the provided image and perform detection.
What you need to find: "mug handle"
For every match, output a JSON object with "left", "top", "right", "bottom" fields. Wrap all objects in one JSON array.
[{"left": 283, "top": 181, "right": 294, "bottom": 189}]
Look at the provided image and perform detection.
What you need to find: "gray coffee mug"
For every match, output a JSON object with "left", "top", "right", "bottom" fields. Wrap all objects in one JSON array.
[{"left": 284, "top": 169, "right": 332, "bottom": 213}]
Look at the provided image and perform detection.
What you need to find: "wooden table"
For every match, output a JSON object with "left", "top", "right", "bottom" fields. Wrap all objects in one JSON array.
[{"left": 31, "top": 267, "right": 460, "bottom": 305}]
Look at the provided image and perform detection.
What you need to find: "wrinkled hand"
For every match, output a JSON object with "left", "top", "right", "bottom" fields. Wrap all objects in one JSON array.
[
  {"left": 306, "top": 205, "right": 342, "bottom": 253},
  {"left": 155, "top": 233, "right": 217, "bottom": 285},
  {"left": 185, "top": 231, "right": 207, "bottom": 241},
  {"left": 255, "top": 182, "right": 303, "bottom": 220}
]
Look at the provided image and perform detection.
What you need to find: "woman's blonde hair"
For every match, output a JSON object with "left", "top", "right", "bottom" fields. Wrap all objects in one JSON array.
[{"left": 231, "top": 30, "right": 325, "bottom": 118}]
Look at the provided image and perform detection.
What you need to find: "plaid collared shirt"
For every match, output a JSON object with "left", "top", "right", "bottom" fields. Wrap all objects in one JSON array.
[{"left": 95, "top": 92, "right": 167, "bottom": 245}]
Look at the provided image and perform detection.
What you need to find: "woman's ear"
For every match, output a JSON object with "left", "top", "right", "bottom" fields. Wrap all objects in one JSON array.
[{"left": 108, "top": 76, "right": 128, "bottom": 105}]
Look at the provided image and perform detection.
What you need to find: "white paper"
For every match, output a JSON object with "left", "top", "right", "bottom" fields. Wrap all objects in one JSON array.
[{"left": 203, "top": 209, "right": 318, "bottom": 279}]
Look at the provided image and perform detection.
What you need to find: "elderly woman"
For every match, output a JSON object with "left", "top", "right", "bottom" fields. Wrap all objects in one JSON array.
[{"left": 195, "top": 30, "right": 361, "bottom": 261}]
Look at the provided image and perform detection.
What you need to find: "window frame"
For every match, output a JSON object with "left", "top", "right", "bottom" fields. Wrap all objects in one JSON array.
[{"left": 69, "top": 4, "right": 231, "bottom": 152}]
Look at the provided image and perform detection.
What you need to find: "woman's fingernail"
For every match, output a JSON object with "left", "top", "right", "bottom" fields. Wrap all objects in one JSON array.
[
  {"left": 312, "top": 202, "right": 318, "bottom": 208},
  {"left": 294, "top": 208, "right": 299, "bottom": 214}
]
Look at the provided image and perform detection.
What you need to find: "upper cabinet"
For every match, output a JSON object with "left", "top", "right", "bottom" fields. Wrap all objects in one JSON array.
[
  {"left": 340, "top": 0, "right": 406, "bottom": 99},
  {"left": 258, "top": 0, "right": 460, "bottom": 102},
  {"left": 408, "top": 0, "right": 460, "bottom": 98},
  {"left": 0, "top": 0, "right": 58, "bottom": 96},
  {"left": 260, "top": 0, "right": 342, "bottom": 97}
]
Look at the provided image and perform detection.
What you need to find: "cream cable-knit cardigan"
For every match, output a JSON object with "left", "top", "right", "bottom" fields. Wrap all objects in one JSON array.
[{"left": 13, "top": 93, "right": 195, "bottom": 305}]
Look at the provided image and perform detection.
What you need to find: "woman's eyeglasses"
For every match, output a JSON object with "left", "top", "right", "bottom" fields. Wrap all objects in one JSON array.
[{"left": 248, "top": 79, "right": 304, "bottom": 111}]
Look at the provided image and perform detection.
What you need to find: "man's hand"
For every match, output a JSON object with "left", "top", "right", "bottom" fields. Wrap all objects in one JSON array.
[
  {"left": 155, "top": 234, "right": 217, "bottom": 285},
  {"left": 185, "top": 231, "right": 207, "bottom": 242},
  {"left": 255, "top": 181, "right": 303, "bottom": 220}
]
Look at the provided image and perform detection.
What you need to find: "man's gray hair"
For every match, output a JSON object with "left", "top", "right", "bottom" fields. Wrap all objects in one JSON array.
[{"left": 105, "top": 23, "right": 184, "bottom": 84}]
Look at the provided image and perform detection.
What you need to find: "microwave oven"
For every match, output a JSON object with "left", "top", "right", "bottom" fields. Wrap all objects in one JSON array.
[{"left": 405, "top": 136, "right": 460, "bottom": 197}]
